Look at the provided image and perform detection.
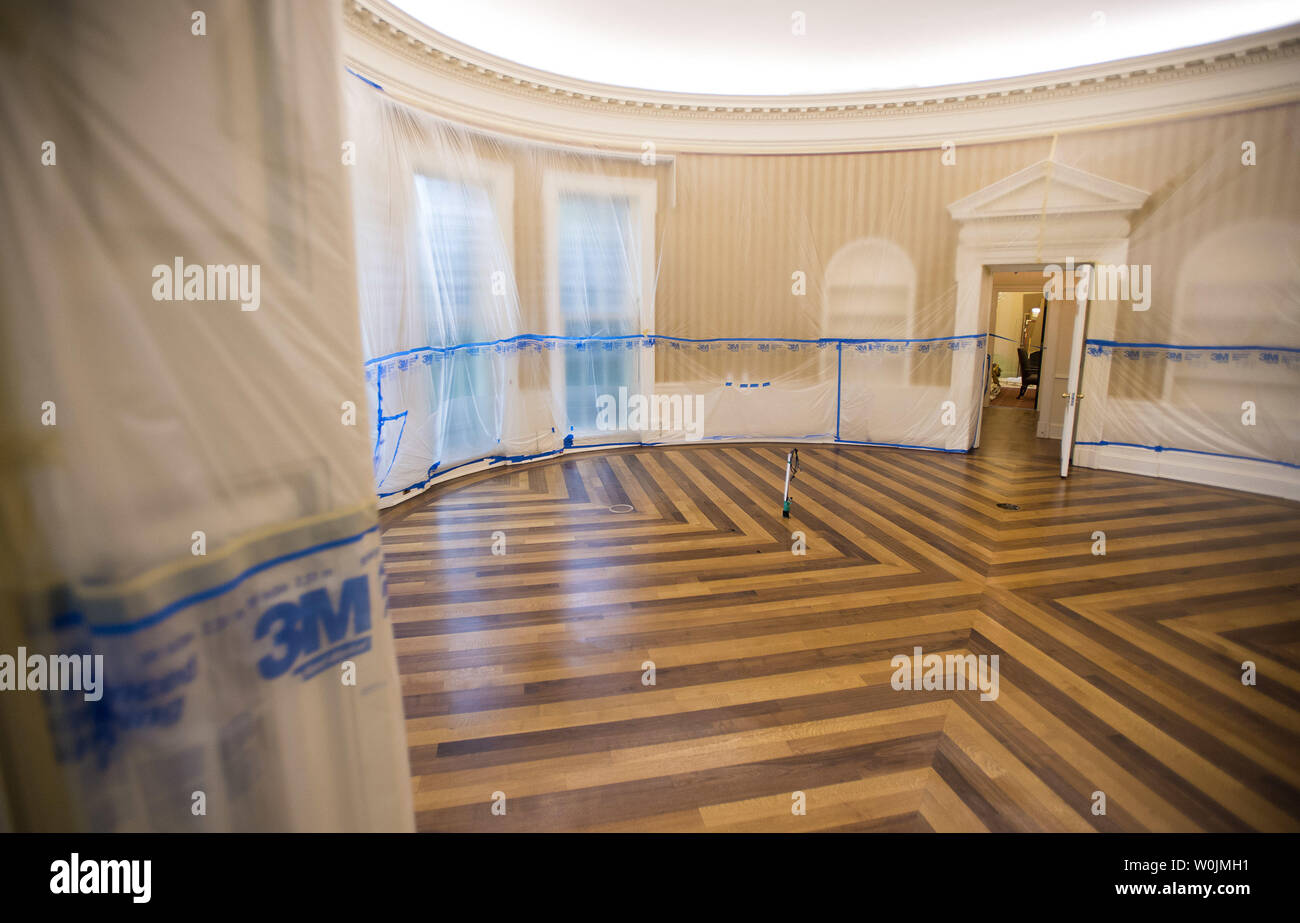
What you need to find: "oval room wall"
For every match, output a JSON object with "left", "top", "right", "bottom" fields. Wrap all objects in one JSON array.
[{"left": 344, "top": 0, "right": 1300, "bottom": 504}]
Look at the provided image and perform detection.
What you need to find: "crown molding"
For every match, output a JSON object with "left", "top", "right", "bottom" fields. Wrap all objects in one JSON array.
[{"left": 343, "top": 0, "right": 1300, "bottom": 153}]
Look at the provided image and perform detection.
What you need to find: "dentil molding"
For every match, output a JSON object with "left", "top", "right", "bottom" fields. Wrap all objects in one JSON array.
[{"left": 342, "top": 0, "right": 1300, "bottom": 153}]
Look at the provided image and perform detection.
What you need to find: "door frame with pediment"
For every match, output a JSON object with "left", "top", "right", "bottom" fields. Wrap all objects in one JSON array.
[{"left": 946, "top": 160, "right": 1150, "bottom": 459}]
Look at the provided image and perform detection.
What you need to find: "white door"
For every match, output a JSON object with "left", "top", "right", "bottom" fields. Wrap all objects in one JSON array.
[
  {"left": 1059, "top": 264, "right": 1092, "bottom": 477},
  {"left": 972, "top": 351, "right": 991, "bottom": 449}
]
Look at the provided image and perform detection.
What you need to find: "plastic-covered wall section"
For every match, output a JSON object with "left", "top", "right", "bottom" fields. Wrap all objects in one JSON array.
[
  {"left": 350, "top": 77, "right": 1299, "bottom": 506},
  {"left": 0, "top": 1, "right": 413, "bottom": 831}
]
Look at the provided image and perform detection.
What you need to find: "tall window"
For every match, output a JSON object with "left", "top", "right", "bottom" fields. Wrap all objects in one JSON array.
[
  {"left": 413, "top": 167, "right": 513, "bottom": 464},
  {"left": 545, "top": 173, "right": 656, "bottom": 436}
]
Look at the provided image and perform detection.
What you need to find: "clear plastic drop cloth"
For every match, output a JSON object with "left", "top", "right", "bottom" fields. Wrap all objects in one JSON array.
[
  {"left": 0, "top": 1, "right": 412, "bottom": 831},
  {"left": 1049, "top": 116, "right": 1300, "bottom": 478},
  {"left": 348, "top": 81, "right": 987, "bottom": 507},
  {"left": 350, "top": 65, "right": 1299, "bottom": 507}
]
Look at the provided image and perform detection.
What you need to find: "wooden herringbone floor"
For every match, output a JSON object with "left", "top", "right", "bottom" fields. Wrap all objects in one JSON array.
[{"left": 380, "top": 409, "right": 1300, "bottom": 832}]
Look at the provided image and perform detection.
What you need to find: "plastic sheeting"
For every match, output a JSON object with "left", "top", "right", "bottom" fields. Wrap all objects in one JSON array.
[
  {"left": 982, "top": 124, "right": 1300, "bottom": 478},
  {"left": 1082, "top": 217, "right": 1300, "bottom": 472},
  {"left": 349, "top": 80, "right": 985, "bottom": 508},
  {"left": 0, "top": 1, "right": 412, "bottom": 830},
  {"left": 351, "top": 75, "right": 1300, "bottom": 503}
]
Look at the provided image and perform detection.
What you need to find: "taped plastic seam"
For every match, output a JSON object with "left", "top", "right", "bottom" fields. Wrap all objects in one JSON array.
[
  {"left": 364, "top": 335, "right": 988, "bottom": 501},
  {"left": 1083, "top": 339, "right": 1300, "bottom": 471},
  {"left": 347, "top": 65, "right": 1300, "bottom": 506},
  {"left": 348, "top": 79, "right": 989, "bottom": 507},
  {"left": 1076, "top": 442, "right": 1300, "bottom": 469}
]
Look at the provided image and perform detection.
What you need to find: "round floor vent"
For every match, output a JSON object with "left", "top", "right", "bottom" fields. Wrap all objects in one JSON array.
[
  {"left": 996, "top": 502, "right": 1020, "bottom": 510},
  {"left": 608, "top": 504, "right": 634, "bottom": 513}
]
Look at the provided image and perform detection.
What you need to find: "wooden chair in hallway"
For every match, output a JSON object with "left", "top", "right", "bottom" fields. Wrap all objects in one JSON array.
[{"left": 1017, "top": 346, "right": 1041, "bottom": 400}]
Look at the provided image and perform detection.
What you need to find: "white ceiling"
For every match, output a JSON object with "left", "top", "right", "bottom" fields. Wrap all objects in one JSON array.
[{"left": 390, "top": 0, "right": 1300, "bottom": 96}]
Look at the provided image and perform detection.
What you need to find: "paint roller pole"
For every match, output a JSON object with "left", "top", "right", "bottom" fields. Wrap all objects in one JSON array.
[{"left": 782, "top": 448, "right": 798, "bottom": 518}]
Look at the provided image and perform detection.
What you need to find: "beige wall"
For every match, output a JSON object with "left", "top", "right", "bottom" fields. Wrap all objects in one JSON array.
[
  {"left": 651, "top": 102, "right": 1300, "bottom": 386},
  {"left": 657, "top": 136, "right": 1051, "bottom": 340},
  {"left": 381, "top": 97, "right": 1300, "bottom": 401}
]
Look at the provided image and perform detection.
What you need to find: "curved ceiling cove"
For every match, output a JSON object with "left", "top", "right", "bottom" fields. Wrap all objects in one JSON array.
[{"left": 390, "top": 0, "right": 1300, "bottom": 96}]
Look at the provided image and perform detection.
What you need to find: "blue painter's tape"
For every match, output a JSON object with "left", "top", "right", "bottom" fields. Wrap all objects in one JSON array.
[
  {"left": 1085, "top": 339, "right": 1300, "bottom": 353},
  {"left": 704, "top": 434, "right": 833, "bottom": 441},
  {"left": 834, "top": 342, "right": 843, "bottom": 442},
  {"left": 378, "top": 432, "right": 974, "bottom": 501},
  {"left": 378, "top": 412, "right": 408, "bottom": 486},
  {"left": 364, "top": 332, "right": 991, "bottom": 367},
  {"left": 653, "top": 334, "right": 986, "bottom": 346},
  {"left": 1075, "top": 441, "right": 1299, "bottom": 469},
  {"left": 835, "top": 439, "right": 969, "bottom": 454},
  {"left": 346, "top": 67, "right": 384, "bottom": 91},
  {"left": 75, "top": 525, "right": 381, "bottom": 637}
]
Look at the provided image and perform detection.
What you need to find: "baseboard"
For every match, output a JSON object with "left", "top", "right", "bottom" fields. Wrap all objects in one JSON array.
[{"left": 1074, "top": 443, "right": 1300, "bottom": 501}]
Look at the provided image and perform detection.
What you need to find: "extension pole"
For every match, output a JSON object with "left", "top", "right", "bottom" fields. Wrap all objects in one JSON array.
[{"left": 782, "top": 449, "right": 795, "bottom": 518}]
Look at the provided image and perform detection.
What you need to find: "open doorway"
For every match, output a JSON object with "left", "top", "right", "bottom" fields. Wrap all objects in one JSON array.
[
  {"left": 976, "top": 268, "right": 1061, "bottom": 460},
  {"left": 990, "top": 282, "right": 1045, "bottom": 409}
]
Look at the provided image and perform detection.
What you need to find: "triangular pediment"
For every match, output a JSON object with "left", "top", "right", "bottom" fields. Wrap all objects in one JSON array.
[{"left": 947, "top": 160, "right": 1149, "bottom": 221}]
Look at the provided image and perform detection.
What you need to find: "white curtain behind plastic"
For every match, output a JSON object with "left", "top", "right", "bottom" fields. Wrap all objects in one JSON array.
[
  {"left": 349, "top": 81, "right": 986, "bottom": 508},
  {"left": 350, "top": 78, "right": 1299, "bottom": 506},
  {"left": 0, "top": 1, "right": 413, "bottom": 831}
]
